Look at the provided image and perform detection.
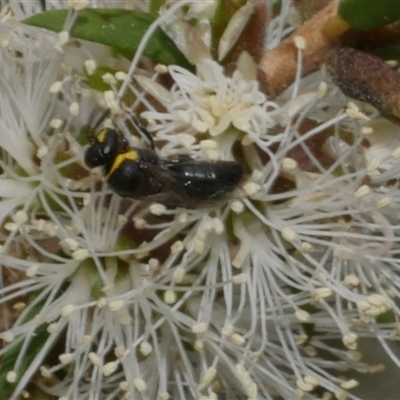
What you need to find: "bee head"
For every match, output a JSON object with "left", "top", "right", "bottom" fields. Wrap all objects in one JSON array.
[{"left": 84, "top": 128, "right": 121, "bottom": 168}]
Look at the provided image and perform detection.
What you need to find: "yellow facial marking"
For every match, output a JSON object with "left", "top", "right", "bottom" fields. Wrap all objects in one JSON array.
[
  {"left": 105, "top": 150, "right": 139, "bottom": 180},
  {"left": 96, "top": 129, "right": 108, "bottom": 143}
]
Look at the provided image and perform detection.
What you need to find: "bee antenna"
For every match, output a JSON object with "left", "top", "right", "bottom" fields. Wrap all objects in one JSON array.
[
  {"left": 121, "top": 105, "right": 155, "bottom": 151},
  {"left": 85, "top": 108, "right": 112, "bottom": 142}
]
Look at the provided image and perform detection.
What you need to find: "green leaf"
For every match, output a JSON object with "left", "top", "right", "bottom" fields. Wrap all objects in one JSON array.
[
  {"left": 85, "top": 65, "right": 119, "bottom": 92},
  {"left": 375, "top": 44, "right": 400, "bottom": 62},
  {"left": 149, "top": 0, "right": 166, "bottom": 14},
  {"left": 339, "top": 0, "right": 400, "bottom": 30},
  {"left": 0, "top": 324, "right": 51, "bottom": 398},
  {"left": 25, "top": 9, "right": 191, "bottom": 69},
  {"left": 0, "top": 285, "right": 69, "bottom": 398}
]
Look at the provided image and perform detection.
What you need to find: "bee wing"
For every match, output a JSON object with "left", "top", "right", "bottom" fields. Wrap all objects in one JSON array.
[
  {"left": 138, "top": 159, "right": 243, "bottom": 208},
  {"left": 137, "top": 161, "right": 198, "bottom": 208},
  {"left": 138, "top": 160, "right": 178, "bottom": 188},
  {"left": 164, "top": 160, "right": 244, "bottom": 201}
]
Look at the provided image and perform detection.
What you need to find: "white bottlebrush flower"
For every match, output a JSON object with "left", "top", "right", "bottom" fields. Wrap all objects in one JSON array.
[
  {"left": 2, "top": 1, "right": 400, "bottom": 400},
  {"left": 136, "top": 56, "right": 278, "bottom": 160}
]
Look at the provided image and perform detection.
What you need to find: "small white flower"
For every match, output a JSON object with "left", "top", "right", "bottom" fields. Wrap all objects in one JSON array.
[{"left": 138, "top": 57, "right": 276, "bottom": 159}]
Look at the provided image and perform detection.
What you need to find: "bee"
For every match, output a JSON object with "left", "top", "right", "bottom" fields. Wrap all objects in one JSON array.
[{"left": 84, "top": 110, "right": 244, "bottom": 208}]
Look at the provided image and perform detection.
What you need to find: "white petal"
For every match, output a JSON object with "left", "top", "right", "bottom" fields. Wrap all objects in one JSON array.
[
  {"left": 218, "top": 2, "right": 255, "bottom": 61},
  {"left": 134, "top": 74, "right": 172, "bottom": 107}
]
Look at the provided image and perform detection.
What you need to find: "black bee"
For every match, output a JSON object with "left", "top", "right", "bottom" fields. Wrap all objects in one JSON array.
[{"left": 84, "top": 111, "right": 244, "bottom": 208}]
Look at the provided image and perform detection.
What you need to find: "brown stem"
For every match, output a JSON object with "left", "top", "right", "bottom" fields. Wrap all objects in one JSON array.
[{"left": 258, "top": 0, "right": 347, "bottom": 97}]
